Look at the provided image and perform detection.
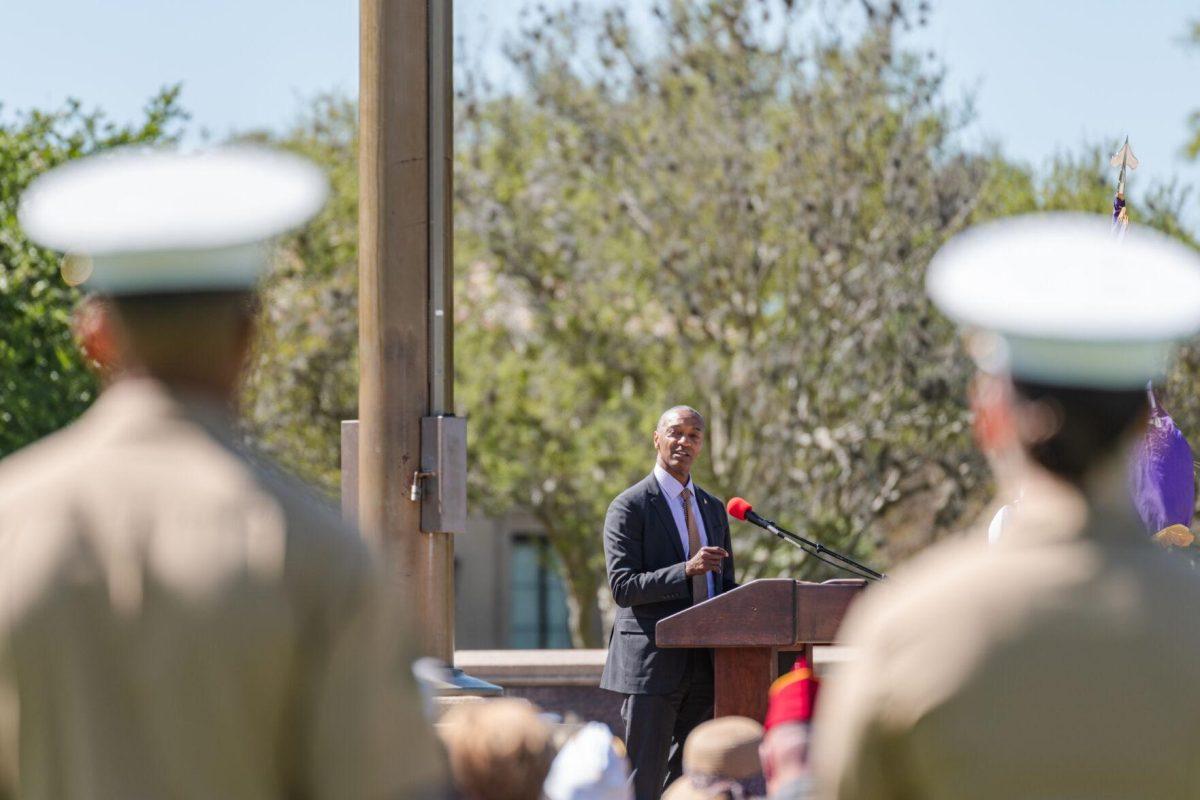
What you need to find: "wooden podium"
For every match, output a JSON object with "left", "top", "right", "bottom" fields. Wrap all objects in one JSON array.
[{"left": 656, "top": 578, "right": 866, "bottom": 722}]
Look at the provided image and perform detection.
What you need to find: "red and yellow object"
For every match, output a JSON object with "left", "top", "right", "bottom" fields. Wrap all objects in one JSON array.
[{"left": 764, "top": 656, "right": 819, "bottom": 731}]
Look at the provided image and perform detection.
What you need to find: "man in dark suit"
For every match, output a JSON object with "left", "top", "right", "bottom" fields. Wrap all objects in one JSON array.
[{"left": 600, "top": 405, "right": 736, "bottom": 800}]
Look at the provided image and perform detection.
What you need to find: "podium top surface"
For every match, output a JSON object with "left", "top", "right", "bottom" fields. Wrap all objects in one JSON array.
[{"left": 655, "top": 578, "right": 867, "bottom": 648}]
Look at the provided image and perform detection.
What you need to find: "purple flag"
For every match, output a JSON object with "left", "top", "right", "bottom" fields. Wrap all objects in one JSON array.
[{"left": 1130, "top": 387, "right": 1195, "bottom": 534}]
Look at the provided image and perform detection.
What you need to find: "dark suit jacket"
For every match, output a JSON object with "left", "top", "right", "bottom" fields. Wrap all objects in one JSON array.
[{"left": 600, "top": 472, "right": 736, "bottom": 695}]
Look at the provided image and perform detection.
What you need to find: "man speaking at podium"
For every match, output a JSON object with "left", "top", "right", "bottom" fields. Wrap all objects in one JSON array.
[{"left": 601, "top": 406, "right": 736, "bottom": 799}]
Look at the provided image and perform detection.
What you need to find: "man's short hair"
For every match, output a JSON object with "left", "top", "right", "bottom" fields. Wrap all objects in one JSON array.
[
  {"left": 657, "top": 405, "right": 705, "bottom": 432},
  {"left": 1012, "top": 379, "right": 1149, "bottom": 485},
  {"left": 107, "top": 290, "right": 258, "bottom": 382},
  {"left": 109, "top": 290, "right": 257, "bottom": 327}
]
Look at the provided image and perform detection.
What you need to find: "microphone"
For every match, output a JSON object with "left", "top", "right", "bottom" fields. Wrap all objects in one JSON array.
[
  {"left": 726, "top": 497, "right": 885, "bottom": 581},
  {"left": 726, "top": 497, "right": 784, "bottom": 535}
]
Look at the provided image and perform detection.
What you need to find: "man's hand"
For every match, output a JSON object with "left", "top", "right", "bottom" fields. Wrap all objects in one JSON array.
[{"left": 685, "top": 546, "right": 729, "bottom": 577}]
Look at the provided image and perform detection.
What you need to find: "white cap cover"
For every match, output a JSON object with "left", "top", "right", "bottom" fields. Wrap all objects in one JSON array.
[
  {"left": 543, "top": 722, "right": 632, "bottom": 800},
  {"left": 19, "top": 146, "right": 328, "bottom": 294},
  {"left": 927, "top": 214, "right": 1200, "bottom": 388}
]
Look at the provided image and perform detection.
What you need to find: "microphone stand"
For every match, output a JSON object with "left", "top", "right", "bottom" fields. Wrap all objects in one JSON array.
[{"left": 751, "top": 513, "right": 885, "bottom": 582}]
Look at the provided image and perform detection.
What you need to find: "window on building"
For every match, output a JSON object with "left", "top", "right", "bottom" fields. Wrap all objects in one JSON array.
[{"left": 509, "top": 534, "right": 572, "bottom": 649}]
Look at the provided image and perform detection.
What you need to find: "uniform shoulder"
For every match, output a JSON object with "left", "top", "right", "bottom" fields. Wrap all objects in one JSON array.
[
  {"left": 835, "top": 534, "right": 993, "bottom": 646},
  {"left": 0, "top": 418, "right": 93, "bottom": 505},
  {"left": 839, "top": 527, "right": 1200, "bottom": 656},
  {"left": 246, "top": 455, "right": 366, "bottom": 552},
  {"left": 234, "top": 453, "right": 377, "bottom": 609}
]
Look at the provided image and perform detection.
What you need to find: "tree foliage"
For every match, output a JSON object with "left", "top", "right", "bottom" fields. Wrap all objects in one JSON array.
[
  {"left": 1186, "top": 19, "right": 1200, "bottom": 162},
  {"left": 0, "top": 89, "right": 186, "bottom": 458},
  {"left": 453, "top": 0, "right": 991, "bottom": 645},
  {"left": 240, "top": 95, "right": 360, "bottom": 492},
  {"left": 7, "top": 10, "right": 1200, "bottom": 650},
  {"left": 243, "top": 2, "right": 1200, "bottom": 647}
]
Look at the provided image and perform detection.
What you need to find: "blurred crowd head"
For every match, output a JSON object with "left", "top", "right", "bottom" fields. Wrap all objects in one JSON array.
[{"left": 439, "top": 699, "right": 556, "bottom": 800}]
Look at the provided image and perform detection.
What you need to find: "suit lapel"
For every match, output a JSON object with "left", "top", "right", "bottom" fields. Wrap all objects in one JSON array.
[{"left": 646, "top": 474, "right": 687, "bottom": 564}]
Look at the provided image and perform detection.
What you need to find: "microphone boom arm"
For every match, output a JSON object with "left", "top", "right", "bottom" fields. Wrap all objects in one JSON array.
[{"left": 752, "top": 513, "right": 885, "bottom": 582}]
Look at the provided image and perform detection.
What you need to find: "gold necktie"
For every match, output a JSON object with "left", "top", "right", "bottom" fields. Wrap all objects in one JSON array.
[{"left": 680, "top": 487, "right": 707, "bottom": 605}]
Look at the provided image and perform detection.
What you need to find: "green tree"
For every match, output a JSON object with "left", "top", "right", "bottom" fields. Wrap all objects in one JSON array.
[
  {"left": 240, "top": 95, "right": 360, "bottom": 492},
  {"left": 974, "top": 143, "right": 1196, "bottom": 239},
  {"left": 0, "top": 89, "right": 187, "bottom": 458},
  {"left": 246, "top": 3, "right": 1200, "bottom": 648},
  {"left": 455, "top": 2, "right": 1200, "bottom": 642},
  {"left": 1186, "top": 19, "right": 1200, "bottom": 161},
  {"left": 453, "top": 0, "right": 995, "bottom": 645}
]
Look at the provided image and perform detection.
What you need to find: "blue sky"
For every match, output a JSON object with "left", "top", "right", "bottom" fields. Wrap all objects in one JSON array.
[{"left": 3, "top": 1, "right": 1198, "bottom": 216}]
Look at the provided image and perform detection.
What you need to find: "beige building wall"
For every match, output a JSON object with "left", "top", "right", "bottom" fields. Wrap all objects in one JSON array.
[{"left": 455, "top": 512, "right": 555, "bottom": 649}]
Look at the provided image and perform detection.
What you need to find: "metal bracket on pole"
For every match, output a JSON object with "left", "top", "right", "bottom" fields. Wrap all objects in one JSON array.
[{"left": 418, "top": 415, "right": 467, "bottom": 534}]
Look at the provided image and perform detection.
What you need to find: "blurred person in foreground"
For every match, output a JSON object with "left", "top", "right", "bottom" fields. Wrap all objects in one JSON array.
[
  {"left": 813, "top": 214, "right": 1200, "bottom": 798},
  {"left": 661, "top": 716, "right": 765, "bottom": 800},
  {"left": 760, "top": 660, "right": 819, "bottom": 799},
  {"left": 543, "top": 721, "right": 633, "bottom": 800},
  {"left": 0, "top": 147, "right": 446, "bottom": 798},
  {"left": 601, "top": 406, "right": 736, "bottom": 799},
  {"left": 438, "top": 698, "right": 556, "bottom": 800}
]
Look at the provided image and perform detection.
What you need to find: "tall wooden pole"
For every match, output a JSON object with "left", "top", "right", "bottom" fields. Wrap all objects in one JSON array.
[{"left": 358, "top": 0, "right": 455, "bottom": 662}]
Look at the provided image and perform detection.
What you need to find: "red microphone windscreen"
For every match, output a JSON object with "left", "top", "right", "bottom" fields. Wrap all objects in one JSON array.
[{"left": 727, "top": 497, "right": 752, "bottom": 521}]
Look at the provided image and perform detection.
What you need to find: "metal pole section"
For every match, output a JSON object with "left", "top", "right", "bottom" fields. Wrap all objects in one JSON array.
[
  {"left": 429, "top": 0, "right": 453, "bottom": 415},
  {"left": 358, "top": 0, "right": 455, "bottom": 662}
]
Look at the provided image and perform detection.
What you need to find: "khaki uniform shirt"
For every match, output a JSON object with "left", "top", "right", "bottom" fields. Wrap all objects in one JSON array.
[
  {"left": 814, "top": 475, "right": 1200, "bottom": 799},
  {"left": 0, "top": 379, "right": 445, "bottom": 799}
]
